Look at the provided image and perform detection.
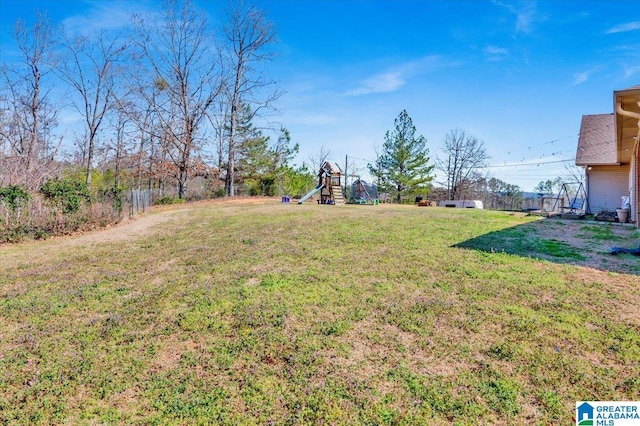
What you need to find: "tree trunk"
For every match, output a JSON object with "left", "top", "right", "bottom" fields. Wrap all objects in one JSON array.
[{"left": 226, "top": 97, "right": 238, "bottom": 197}]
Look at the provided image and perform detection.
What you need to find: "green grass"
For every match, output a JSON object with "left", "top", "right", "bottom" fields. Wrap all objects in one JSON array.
[
  {"left": 456, "top": 220, "right": 587, "bottom": 261},
  {"left": 576, "top": 224, "right": 639, "bottom": 241},
  {"left": 1, "top": 201, "right": 639, "bottom": 424}
]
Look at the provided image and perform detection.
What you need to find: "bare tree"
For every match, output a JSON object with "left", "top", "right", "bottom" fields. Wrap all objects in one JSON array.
[
  {"left": 0, "top": 11, "right": 61, "bottom": 188},
  {"left": 437, "top": 128, "right": 490, "bottom": 200},
  {"left": 308, "top": 146, "right": 331, "bottom": 174},
  {"left": 223, "top": 0, "right": 282, "bottom": 196},
  {"left": 207, "top": 96, "right": 230, "bottom": 177},
  {"left": 55, "top": 29, "right": 127, "bottom": 185},
  {"left": 344, "top": 156, "right": 365, "bottom": 200},
  {"left": 107, "top": 103, "right": 134, "bottom": 189},
  {"left": 486, "top": 177, "right": 522, "bottom": 210},
  {"left": 458, "top": 169, "right": 489, "bottom": 201},
  {"left": 114, "top": 81, "right": 163, "bottom": 191},
  {"left": 534, "top": 177, "right": 563, "bottom": 196},
  {"left": 131, "top": 0, "right": 222, "bottom": 199}
]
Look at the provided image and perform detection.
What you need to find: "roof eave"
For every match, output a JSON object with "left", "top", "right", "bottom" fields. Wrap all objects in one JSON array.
[
  {"left": 577, "top": 162, "right": 623, "bottom": 167},
  {"left": 614, "top": 88, "right": 640, "bottom": 161}
]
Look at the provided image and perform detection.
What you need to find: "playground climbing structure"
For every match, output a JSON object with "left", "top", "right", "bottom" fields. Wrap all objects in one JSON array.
[{"left": 298, "top": 162, "right": 344, "bottom": 205}]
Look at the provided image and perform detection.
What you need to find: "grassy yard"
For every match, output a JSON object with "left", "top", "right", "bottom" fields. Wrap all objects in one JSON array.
[{"left": 1, "top": 199, "right": 639, "bottom": 425}]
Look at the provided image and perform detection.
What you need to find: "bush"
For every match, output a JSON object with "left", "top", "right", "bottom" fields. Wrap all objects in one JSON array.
[
  {"left": 40, "top": 178, "right": 91, "bottom": 213},
  {"left": 155, "top": 196, "right": 185, "bottom": 205},
  {"left": 99, "top": 187, "right": 124, "bottom": 214},
  {"left": 0, "top": 185, "right": 30, "bottom": 211},
  {"left": 0, "top": 224, "right": 30, "bottom": 243},
  {"left": 0, "top": 177, "right": 125, "bottom": 244},
  {"left": 0, "top": 186, "right": 31, "bottom": 235}
]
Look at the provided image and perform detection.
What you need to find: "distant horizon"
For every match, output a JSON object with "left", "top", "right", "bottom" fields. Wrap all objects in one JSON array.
[{"left": 2, "top": 0, "right": 639, "bottom": 192}]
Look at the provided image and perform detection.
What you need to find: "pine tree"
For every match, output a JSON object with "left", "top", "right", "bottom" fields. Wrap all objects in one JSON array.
[
  {"left": 369, "top": 110, "right": 434, "bottom": 203},
  {"left": 235, "top": 106, "right": 299, "bottom": 196},
  {"left": 235, "top": 105, "right": 270, "bottom": 194}
]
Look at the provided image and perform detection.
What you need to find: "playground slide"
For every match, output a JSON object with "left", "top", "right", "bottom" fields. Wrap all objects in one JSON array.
[{"left": 298, "top": 184, "right": 324, "bottom": 204}]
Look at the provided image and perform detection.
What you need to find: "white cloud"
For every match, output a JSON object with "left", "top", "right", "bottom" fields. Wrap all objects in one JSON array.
[
  {"left": 485, "top": 46, "right": 508, "bottom": 55},
  {"left": 345, "top": 55, "right": 454, "bottom": 96},
  {"left": 492, "top": 0, "right": 538, "bottom": 34},
  {"left": 484, "top": 45, "right": 509, "bottom": 61},
  {"left": 571, "top": 65, "right": 605, "bottom": 86},
  {"left": 572, "top": 72, "right": 588, "bottom": 86},
  {"left": 399, "top": 55, "right": 450, "bottom": 73},
  {"left": 62, "top": 1, "right": 155, "bottom": 37},
  {"left": 606, "top": 21, "right": 640, "bottom": 34},
  {"left": 515, "top": 2, "right": 537, "bottom": 33},
  {"left": 623, "top": 64, "right": 640, "bottom": 79},
  {"left": 346, "top": 72, "right": 405, "bottom": 96}
]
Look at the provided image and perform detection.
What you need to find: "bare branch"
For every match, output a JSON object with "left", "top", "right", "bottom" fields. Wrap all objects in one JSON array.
[
  {"left": 55, "top": 29, "right": 128, "bottom": 185},
  {"left": 436, "top": 128, "right": 490, "bottom": 200},
  {"left": 222, "top": 0, "right": 282, "bottom": 196},
  {"left": 129, "top": 0, "right": 223, "bottom": 199}
]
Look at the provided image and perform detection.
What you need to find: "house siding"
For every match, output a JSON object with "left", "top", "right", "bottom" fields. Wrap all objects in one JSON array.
[
  {"left": 586, "top": 165, "right": 630, "bottom": 213},
  {"left": 634, "top": 151, "right": 639, "bottom": 224}
]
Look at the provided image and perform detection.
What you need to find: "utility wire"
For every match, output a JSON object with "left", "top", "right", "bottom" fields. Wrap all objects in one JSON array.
[
  {"left": 344, "top": 115, "right": 635, "bottom": 170},
  {"left": 486, "top": 158, "right": 576, "bottom": 168}
]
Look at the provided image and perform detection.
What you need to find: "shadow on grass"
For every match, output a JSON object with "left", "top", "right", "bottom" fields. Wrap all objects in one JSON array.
[{"left": 453, "top": 217, "right": 640, "bottom": 276}]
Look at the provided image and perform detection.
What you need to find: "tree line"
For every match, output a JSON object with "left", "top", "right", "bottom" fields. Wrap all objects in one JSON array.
[
  {"left": 0, "top": 0, "right": 311, "bottom": 202},
  {"left": 0, "top": 0, "right": 318, "bottom": 241},
  {"left": 369, "top": 110, "right": 510, "bottom": 206},
  {"left": 368, "top": 110, "right": 583, "bottom": 209}
]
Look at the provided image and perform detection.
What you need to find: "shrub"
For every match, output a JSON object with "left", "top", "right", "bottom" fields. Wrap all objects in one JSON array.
[
  {"left": 0, "top": 224, "right": 30, "bottom": 243},
  {"left": 40, "top": 178, "right": 91, "bottom": 213},
  {"left": 211, "top": 188, "right": 226, "bottom": 198},
  {"left": 0, "top": 177, "right": 124, "bottom": 243},
  {"left": 155, "top": 196, "right": 185, "bottom": 205},
  {"left": 0, "top": 185, "right": 30, "bottom": 211},
  {"left": 0, "top": 186, "right": 32, "bottom": 236},
  {"left": 99, "top": 187, "right": 124, "bottom": 214}
]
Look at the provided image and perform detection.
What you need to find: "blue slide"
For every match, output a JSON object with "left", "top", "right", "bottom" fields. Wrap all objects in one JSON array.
[{"left": 298, "top": 184, "right": 324, "bottom": 204}]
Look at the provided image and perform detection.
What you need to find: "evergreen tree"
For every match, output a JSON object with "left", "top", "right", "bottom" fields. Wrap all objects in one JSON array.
[
  {"left": 369, "top": 110, "right": 434, "bottom": 203},
  {"left": 281, "top": 164, "right": 314, "bottom": 198},
  {"left": 235, "top": 107, "right": 299, "bottom": 196},
  {"left": 235, "top": 105, "right": 270, "bottom": 194},
  {"left": 237, "top": 134, "right": 270, "bottom": 194}
]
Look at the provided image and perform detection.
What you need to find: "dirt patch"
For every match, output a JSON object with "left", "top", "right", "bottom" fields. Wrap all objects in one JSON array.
[
  {"left": 456, "top": 215, "right": 640, "bottom": 276},
  {"left": 526, "top": 218, "right": 639, "bottom": 273},
  {"left": 150, "top": 337, "right": 200, "bottom": 373},
  {"left": 66, "top": 209, "right": 185, "bottom": 246}
]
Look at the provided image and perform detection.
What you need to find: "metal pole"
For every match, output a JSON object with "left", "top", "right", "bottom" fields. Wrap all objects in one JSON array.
[{"left": 344, "top": 154, "right": 348, "bottom": 199}]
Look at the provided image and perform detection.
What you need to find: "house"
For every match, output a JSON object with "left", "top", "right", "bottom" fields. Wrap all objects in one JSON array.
[
  {"left": 576, "top": 85, "right": 640, "bottom": 226},
  {"left": 575, "top": 113, "right": 623, "bottom": 213}
]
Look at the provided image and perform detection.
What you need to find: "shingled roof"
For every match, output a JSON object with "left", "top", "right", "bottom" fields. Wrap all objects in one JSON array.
[{"left": 575, "top": 113, "right": 617, "bottom": 166}]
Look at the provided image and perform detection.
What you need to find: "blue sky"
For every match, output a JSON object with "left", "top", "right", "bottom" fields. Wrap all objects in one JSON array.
[{"left": 2, "top": 0, "right": 640, "bottom": 191}]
